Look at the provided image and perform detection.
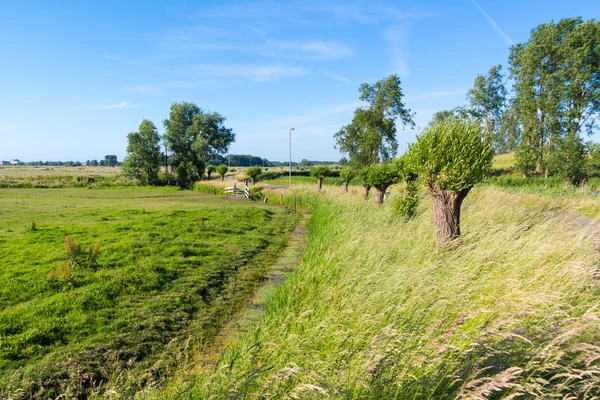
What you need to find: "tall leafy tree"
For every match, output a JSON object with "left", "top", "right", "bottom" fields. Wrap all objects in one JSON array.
[
  {"left": 510, "top": 18, "right": 600, "bottom": 177},
  {"left": 467, "top": 64, "right": 508, "bottom": 152},
  {"left": 163, "top": 102, "right": 235, "bottom": 189},
  {"left": 122, "top": 119, "right": 162, "bottom": 185},
  {"left": 335, "top": 74, "right": 414, "bottom": 168}
]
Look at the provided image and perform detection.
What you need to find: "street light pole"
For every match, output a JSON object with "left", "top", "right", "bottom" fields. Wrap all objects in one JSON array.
[{"left": 289, "top": 128, "right": 295, "bottom": 188}]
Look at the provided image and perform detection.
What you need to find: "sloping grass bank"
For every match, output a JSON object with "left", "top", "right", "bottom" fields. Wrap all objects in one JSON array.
[{"left": 149, "top": 185, "right": 600, "bottom": 398}]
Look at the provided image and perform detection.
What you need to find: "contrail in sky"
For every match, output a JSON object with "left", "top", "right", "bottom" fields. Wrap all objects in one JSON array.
[{"left": 471, "top": 0, "right": 515, "bottom": 46}]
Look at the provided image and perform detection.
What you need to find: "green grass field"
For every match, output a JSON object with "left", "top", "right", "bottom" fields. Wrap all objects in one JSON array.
[{"left": 0, "top": 188, "right": 299, "bottom": 398}]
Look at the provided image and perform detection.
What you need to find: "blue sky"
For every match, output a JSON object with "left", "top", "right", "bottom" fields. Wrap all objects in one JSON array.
[{"left": 1, "top": 0, "right": 599, "bottom": 163}]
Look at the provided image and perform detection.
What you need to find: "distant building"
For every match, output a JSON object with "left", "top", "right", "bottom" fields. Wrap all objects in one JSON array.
[{"left": 9, "top": 159, "right": 20, "bottom": 165}]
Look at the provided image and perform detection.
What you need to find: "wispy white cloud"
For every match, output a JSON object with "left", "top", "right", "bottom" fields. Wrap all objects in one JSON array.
[
  {"left": 262, "top": 40, "right": 354, "bottom": 60},
  {"left": 105, "top": 55, "right": 173, "bottom": 73},
  {"left": 408, "top": 89, "right": 467, "bottom": 102},
  {"left": 187, "top": 64, "right": 308, "bottom": 81},
  {"left": 384, "top": 25, "right": 410, "bottom": 77},
  {"left": 471, "top": 0, "right": 514, "bottom": 46},
  {"left": 93, "top": 101, "right": 144, "bottom": 110},
  {"left": 324, "top": 71, "right": 351, "bottom": 83},
  {"left": 271, "top": 101, "right": 361, "bottom": 127},
  {"left": 126, "top": 80, "right": 214, "bottom": 94},
  {"left": 0, "top": 125, "right": 17, "bottom": 132}
]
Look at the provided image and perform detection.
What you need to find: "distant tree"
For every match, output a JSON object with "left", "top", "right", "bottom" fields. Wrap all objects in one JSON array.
[
  {"left": 407, "top": 118, "right": 493, "bottom": 250},
  {"left": 300, "top": 159, "right": 313, "bottom": 167},
  {"left": 122, "top": 119, "right": 162, "bottom": 185},
  {"left": 365, "top": 163, "right": 398, "bottom": 205},
  {"left": 99, "top": 159, "right": 105, "bottom": 166},
  {"left": 335, "top": 74, "right": 414, "bottom": 169},
  {"left": 338, "top": 157, "right": 348, "bottom": 165},
  {"left": 339, "top": 167, "right": 356, "bottom": 193},
  {"left": 311, "top": 165, "right": 330, "bottom": 191},
  {"left": 358, "top": 167, "right": 372, "bottom": 199},
  {"left": 246, "top": 166, "right": 262, "bottom": 184},
  {"left": 104, "top": 155, "right": 118, "bottom": 167},
  {"left": 216, "top": 164, "right": 228, "bottom": 181},
  {"left": 90, "top": 159, "right": 99, "bottom": 167},
  {"left": 467, "top": 64, "right": 507, "bottom": 152},
  {"left": 206, "top": 165, "right": 216, "bottom": 179},
  {"left": 163, "top": 102, "right": 235, "bottom": 189},
  {"left": 585, "top": 142, "right": 600, "bottom": 178}
]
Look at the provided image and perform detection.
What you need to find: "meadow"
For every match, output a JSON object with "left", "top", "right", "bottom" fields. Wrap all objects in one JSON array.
[
  {"left": 147, "top": 177, "right": 600, "bottom": 398},
  {"left": 0, "top": 188, "right": 299, "bottom": 398}
]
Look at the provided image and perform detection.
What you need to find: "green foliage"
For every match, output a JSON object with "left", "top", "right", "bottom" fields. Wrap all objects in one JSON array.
[
  {"left": 216, "top": 164, "right": 228, "bottom": 180},
  {"left": 206, "top": 165, "right": 216, "bottom": 179},
  {"left": 103, "top": 155, "right": 118, "bottom": 167},
  {"left": 510, "top": 18, "right": 600, "bottom": 176},
  {"left": 407, "top": 118, "right": 494, "bottom": 192},
  {"left": 122, "top": 119, "right": 162, "bottom": 185},
  {"left": 394, "top": 180, "right": 420, "bottom": 219},
  {"left": 245, "top": 166, "right": 263, "bottom": 183},
  {"left": 0, "top": 188, "right": 298, "bottom": 397},
  {"left": 467, "top": 64, "right": 508, "bottom": 152},
  {"left": 163, "top": 102, "right": 235, "bottom": 189},
  {"left": 585, "top": 142, "right": 600, "bottom": 178},
  {"left": 335, "top": 74, "right": 414, "bottom": 168},
  {"left": 548, "top": 133, "right": 586, "bottom": 184},
  {"left": 310, "top": 165, "right": 330, "bottom": 179},
  {"left": 339, "top": 167, "right": 357, "bottom": 183},
  {"left": 364, "top": 163, "right": 398, "bottom": 190}
]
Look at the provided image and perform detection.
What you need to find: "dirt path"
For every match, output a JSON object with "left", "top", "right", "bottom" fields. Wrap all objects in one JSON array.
[{"left": 200, "top": 211, "right": 311, "bottom": 363}]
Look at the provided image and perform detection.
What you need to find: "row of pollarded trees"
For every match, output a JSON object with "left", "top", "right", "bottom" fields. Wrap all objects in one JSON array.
[
  {"left": 334, "top": 118, "right": 493, "bottom": 250},
  {"left": 333, "top": 71, "right": 495, "bottom": 250},
  {"left": 122, "top": 102, "right": 235, "bottom": 187}
]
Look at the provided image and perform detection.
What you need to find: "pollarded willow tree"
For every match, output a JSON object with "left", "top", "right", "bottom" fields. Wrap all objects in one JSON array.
[
  {"left": 310, "top": 165, "right": 330, "bottom": 191},
  {"left": 163, "top": 102, "right": 235, "bottom": 189},
  {"left": 365, "top": 163, "right": 398, "bottom": 205},
  {"left": 122, "top": 119, "right": 162, "bottom": 185},
  {"left": 216, "top": 164, "right": 228, "bottom": 181},
  {"left": 407, "top": 118, "right": 493, "bottom": 250},
  {"left": 334, "top": 74, "right": 415, "bottom": 169},
  {"left": 245, "top": 166, "right": 262, "bottom": 184},
  {"left": 339, "top": 167, "right": 357, "bottom": 193}
]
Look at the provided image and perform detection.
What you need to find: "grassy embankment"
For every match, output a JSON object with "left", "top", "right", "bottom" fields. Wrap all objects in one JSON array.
[
  {"left": 148, "top": 160, "right": 600, "bottom": 398},
  {"left": 0, "top": 188, "right": 299, "bottom": 398}
]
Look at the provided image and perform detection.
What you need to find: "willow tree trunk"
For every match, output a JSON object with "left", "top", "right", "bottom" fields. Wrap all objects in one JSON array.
[
  {"left": 343, "top": 181, "right": 349, "bottom": 193},
  {"left": 317, "top": 178, "right": 323, "bottom": 191},
  {"left": 375, "top": 186, "right": 388, "bottom": 206},
  {"left": 429, "top": 185, "right": 470, "bottom": 250},
  {"left": 364, "top": 185, "right": 371, "bottom": 199}
]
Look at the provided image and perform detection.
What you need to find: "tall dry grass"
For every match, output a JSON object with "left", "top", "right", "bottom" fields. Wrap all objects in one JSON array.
[{"left": 125, "top": 183, "right": 600, "bottom": 399}]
